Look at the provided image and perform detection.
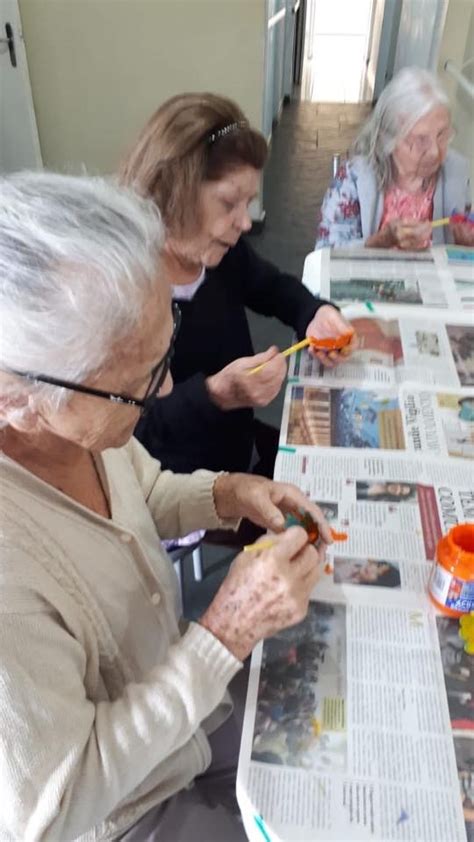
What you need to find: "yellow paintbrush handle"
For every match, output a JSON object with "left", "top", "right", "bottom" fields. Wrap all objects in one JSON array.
[
  {"left": 243, "top": 538, "right": 276, "bottom": 552},
  {"left": 431, "top": 217, "right": 451, "bottom": 228},
  {"left": 281, "top": 337, "right": 312, "bottom": 357},
  {"left": 247, "top": 337, "right": 311, "bottom": 375}
]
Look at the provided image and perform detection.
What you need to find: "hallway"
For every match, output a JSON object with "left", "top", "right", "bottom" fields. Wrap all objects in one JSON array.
[{"left": 254, "top": 99, "right": 372, "bottom": 277}]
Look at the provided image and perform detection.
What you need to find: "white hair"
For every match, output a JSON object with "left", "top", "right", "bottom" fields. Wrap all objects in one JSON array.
[
  {"left": 353, "top": 67, "right": 451, "bottom": 188},
  {"left": 0, "top": 171, "right": 164, "bottom": 423}
]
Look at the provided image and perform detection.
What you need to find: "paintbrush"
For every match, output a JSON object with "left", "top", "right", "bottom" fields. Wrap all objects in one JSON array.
[{"left": 247, "top": 331, "right": 354, "bottom": 375}]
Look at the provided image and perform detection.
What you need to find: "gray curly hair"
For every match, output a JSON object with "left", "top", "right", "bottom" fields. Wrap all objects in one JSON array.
[
  {"left": 0, "top": 171, "right": 164, "bottom": 425},
  {"left": 353, "top": 66, "right": 451, "bottom": 188}
]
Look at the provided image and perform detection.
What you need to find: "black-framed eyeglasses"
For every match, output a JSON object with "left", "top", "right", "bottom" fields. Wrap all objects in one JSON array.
[{"left": 6, "top": 303, "right": 181, "bottom": 415}]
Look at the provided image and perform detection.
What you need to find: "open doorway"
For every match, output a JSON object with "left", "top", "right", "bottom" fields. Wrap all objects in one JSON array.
[{"left": 301, "top": 0, "right": 382, "bottom": 103}]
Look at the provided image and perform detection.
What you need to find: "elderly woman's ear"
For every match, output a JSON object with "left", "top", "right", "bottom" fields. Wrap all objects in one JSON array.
[{"left": 0, "top": 376, "right": 36, "bottom": 432}]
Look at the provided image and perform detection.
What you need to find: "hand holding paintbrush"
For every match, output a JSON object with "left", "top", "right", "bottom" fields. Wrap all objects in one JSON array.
[{"left": 248, "top": 323, "right": 356, "bottom": 375}]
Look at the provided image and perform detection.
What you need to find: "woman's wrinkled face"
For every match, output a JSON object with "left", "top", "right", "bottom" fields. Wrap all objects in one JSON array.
[
  {"left": 175, "top": 165, "right": 260, "bottom": 267},
  {"left": 34, "top": 281, "right": 174, "bottom": 451},
  {"left": 393, "top": 105, "right": 452, "bottom": 181}
]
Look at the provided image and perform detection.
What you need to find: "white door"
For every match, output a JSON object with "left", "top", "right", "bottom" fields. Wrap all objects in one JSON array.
[
  {"left": 362, "top": 0, "right": 386, "bottom": 102},
  {"left": 302, "top": 0, "right": 375, "bottom": 102},
  {"left": 0, "top": 0, "right": 41, "bottom": 172}
]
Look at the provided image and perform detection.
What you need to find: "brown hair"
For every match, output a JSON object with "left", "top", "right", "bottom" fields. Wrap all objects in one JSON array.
[{"left": 119, "top": 92, "right": 268, "bottom": 236}]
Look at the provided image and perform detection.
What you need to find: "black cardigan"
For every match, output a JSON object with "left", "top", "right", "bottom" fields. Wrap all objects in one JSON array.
[{"left": 135, "top": 238, "right": 330, "bottom": 473}]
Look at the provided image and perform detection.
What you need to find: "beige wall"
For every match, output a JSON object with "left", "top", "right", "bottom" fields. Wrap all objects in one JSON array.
[
  {"left": 437, "top": 0, "right": 474, "bottom": 186},
  {"left": 19, "top": 0, "right": 266, "bottom": 173}
]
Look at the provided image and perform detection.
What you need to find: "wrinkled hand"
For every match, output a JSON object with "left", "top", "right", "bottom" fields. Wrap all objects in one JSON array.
[
  {"left": 385, "top": 218, "right": 431, "bottom": 251},
  {"left": 206, "top": 346, "right": 287, "bottom": 410},
  {"left": 213, "top": 472, "right": 333, "bottom": 539},
  {"left": 199, "top": 527, "right": 325, "bottom": 660},
  {"left": 451, "top": 221, "right": 474, "bottom": 247},
  {"left": 306, "top": 305, "right": 357, "bottom": 368}
]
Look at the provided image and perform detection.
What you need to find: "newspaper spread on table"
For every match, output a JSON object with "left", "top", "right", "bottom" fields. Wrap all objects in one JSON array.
[
  {"left": 302, "top": 245, "right": 474, "bottom": 312},
  {"left": 236, "top": 302, "right": 474, "bottom": 842}
]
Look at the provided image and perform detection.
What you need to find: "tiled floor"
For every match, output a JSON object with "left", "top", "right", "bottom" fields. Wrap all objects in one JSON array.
[{"left": 183, "top": 100, "right": 370, "bottom": 618}]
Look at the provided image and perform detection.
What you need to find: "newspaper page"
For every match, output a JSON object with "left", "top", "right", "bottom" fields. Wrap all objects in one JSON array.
[
  {"left": 302, "top": 246, "right": 473, "bottom": 310},
  {"left": 288, "top": 305, "right": 474, "bottom": 389},
  {"left": 273, "top": 449, "right": 473, "bottom": 596},
  {"left": 237, "top": 590, "right": 471, "bottom": 842}
]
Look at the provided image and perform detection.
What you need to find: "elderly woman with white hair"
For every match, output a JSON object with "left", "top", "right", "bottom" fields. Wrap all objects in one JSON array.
[
  {"left": 0, "top": 172, "right": 331, "bottom": 841},
  {"left": 316, "top": 66, "right": 473, "bottom": 250}
]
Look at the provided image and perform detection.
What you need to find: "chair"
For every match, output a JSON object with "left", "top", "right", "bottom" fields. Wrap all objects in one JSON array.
[{"left": 163, "top": 531, "right": 205, "bottom": 611}]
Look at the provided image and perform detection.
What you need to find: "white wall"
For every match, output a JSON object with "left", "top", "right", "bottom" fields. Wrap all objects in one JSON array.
[
  {"left": 437, "top": 0, "right": 474, "bottom": 187},
  {"left": 393, "top": 0, "right": 449, "bottom": 72},
  {"left": 19, "top": 0, "right": 267, "bottom": 174}
]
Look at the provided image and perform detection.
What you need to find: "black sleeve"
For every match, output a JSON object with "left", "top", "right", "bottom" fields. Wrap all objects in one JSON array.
[
  {"left": 135, "top": 373, "right": 253, "bottom": 473},
  {"left": 237, "top": 238, "right": 337, "bottom": 339},
  {"left": 135, "top": 374, "right": 222, "bottom": 458}
]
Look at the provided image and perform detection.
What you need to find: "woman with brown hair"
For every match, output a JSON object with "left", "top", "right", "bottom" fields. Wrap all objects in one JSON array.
[{"left": 120, "top": 93, "right": 354, "bottom": 488}]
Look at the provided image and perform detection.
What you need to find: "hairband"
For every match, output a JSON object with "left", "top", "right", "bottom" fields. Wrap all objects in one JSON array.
[{"left": 208, "top": 120, "right": 248, "bottom": 144}]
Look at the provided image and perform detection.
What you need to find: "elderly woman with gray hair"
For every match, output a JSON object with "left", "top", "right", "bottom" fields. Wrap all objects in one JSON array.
[
  {"left": 0, "top": 172, "right": 331, "bottom": 841},
  {"left": 316, "top": 66, "right": 472, "bottom": 250}
]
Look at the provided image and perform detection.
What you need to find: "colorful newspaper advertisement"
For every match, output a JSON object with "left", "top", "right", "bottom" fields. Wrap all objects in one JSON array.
[{"left": 280, "top": 382, "right": 474, "bottom": 461}]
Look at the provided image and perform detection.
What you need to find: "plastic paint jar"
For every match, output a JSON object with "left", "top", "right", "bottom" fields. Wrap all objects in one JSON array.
[{"left": 428, "top": 523, "right": 474, "bottom": 617}]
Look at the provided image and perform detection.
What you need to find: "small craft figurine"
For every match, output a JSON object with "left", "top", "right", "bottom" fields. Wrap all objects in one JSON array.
[
  {"left": 244, "top": 507, "right": 347, "bottom": 554},
  {"left": 283, "top": 508, "right": 347, "bottom": 546},
  {"left": 248, "top": 330, "right": 355, "bottom": 374}
]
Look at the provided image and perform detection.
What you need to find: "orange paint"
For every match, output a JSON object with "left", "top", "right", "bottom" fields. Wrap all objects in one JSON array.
[
  {"left": 308, "top": 331, "right": 354, "bottom": 351},
  {"left": 428, "top": 523, "right": 474, "bottom": 617},
  {"left": 286, "top": 510, "right": 349, "bottom": 546},
  {"left": 330, "top": 529, "right": 348, "bottom": 542}
]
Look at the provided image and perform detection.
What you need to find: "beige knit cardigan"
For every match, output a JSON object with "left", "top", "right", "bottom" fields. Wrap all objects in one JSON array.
[{"left": 0, "top": 437, "right": 241, "bottom": 841}]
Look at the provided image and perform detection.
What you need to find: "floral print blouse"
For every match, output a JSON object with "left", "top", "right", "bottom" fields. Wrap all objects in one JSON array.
[
  {"left": 316, "top": 162, "right": 362, "bottom": 247},
  {"left": 379, "top": 180, "right": 435, "bottom": 229},
  {"left": 316, "top": 162, "right": 435, "bottom": 248}
]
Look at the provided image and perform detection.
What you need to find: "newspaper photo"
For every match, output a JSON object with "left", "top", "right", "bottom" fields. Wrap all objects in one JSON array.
[{"left": 436, "top": 617, "right": 474, "bottom": 842}]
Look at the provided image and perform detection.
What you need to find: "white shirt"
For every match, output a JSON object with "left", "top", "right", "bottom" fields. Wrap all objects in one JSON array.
[{"left": 172, "top": 266, "right": 206, "bottom": 301}]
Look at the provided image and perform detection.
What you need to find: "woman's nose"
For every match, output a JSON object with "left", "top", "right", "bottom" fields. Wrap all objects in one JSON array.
[{"left": 238, "top": 208, "right": 252, "bottom": 233}]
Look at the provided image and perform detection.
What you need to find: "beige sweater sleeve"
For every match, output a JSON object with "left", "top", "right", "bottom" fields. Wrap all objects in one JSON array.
[
  {"left": 123, "top": 436, "right": 239, "bottom": 538},
  {"left": 0, "top": 563, "right": 241, "bottom": 841}
]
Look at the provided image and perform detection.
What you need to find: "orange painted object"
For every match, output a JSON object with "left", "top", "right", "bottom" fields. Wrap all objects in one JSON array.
[
  {"left": 308, "top": 331, "right": 354, "bottom": 351},
  {"left": 286, "top": 509, "right": 348, "bottom": 546},
  {"left": 330, "top": 529, "right": 348, "bottom": 542},
  {"left": 428, "top": 523, "right": 474, "bottom": 617}
]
